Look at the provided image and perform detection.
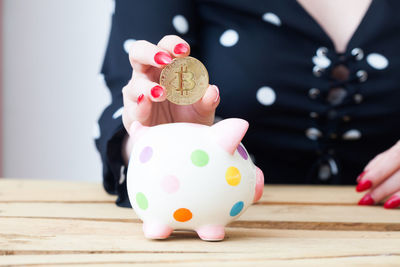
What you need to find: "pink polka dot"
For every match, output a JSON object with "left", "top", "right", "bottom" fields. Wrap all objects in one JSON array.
[
  {"left": 140, "top": 146, "right": 153, "bottom": 163},
  {"left": 161, "top": 175, "right": 180, "bottom": 193}
]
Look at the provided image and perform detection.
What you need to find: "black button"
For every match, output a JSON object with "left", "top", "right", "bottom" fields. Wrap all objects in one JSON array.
[
  {"left": 351, "top": 48, "right": 364, "bottom": 61},
  {"left": 309, "top": 88, "right": 320, "bottom": 99},
  {"left": 310, "top": 112, "right": 319, "bottom": 118},
  {"left": 327, "top": 110, "right": 337, "bottom": 119},
  {"left": 313, "top": 66, "right": 324, "bottom": 77},
  {"left": 326, "top": 87, "right": 347, "bottom": 106},
  {"left": 316, "top": 47, "right": 328, "bottom": 57},
  {"left": 342, "top": 115, "right": 351, "bottom": 122},
  {"left": 331, "top": 64, "right": 350, "bottom": 81},
  {"left": 356, "top": 70, "right": 368, "bottom": 82},
  {"left": 354, "top": 94, "right": 363, "bottom": 103}
]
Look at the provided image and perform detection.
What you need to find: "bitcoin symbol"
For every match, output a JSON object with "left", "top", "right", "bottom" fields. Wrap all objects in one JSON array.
[
  {"left": 160, "top": 56, "right": 209, "bottom": 105},
  {"left": 175, "top": 66, "right": 196, "bottom": 95}
]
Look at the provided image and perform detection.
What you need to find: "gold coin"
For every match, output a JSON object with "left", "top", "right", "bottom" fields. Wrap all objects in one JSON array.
[{"left": 160, "top": 56, "right": 209, "bottom": 105}]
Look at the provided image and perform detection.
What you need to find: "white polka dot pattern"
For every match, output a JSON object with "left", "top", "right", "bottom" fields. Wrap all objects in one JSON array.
[
  {"left": 318, "top": 164, "right": 331, "bottom": 180},
  {"left": 256, "top": 86, "right": 276, "bottom": 106},
  {"left": 119, "top": 166, "right": 126, "bottom": 184},
  {"left": 342, "top": 129, "right": 362, "bottom": 140},
  {"left": 305, "top": 128, "right": 322, "bottom": 140},
  {"left": 172, "top": 15, "right": 189, "bottom": 34},
  {"left": 112, "top": 107, "right": 124, "bottom": 119},
  {"left": 312, "top": 55, "right": 331, "bottom": 68},
  {"left": 93, "top": 123, "right": 100, "bottom": 139},
  {"left": 123, "top": 39, "right": 136, "bottom": 54},
  {"left": 262, "top": 12, "right": 281, "bottom": 26},
  {"left": 219, "top": 29, "right": 239, "bottom": 47},
  {"left": 366, "top": 53, "right": 389, "bottom": 70}
]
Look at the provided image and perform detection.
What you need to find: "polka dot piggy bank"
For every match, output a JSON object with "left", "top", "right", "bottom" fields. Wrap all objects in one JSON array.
[{"left": 127, "top": 118, "right": 264, "bottom": 241}]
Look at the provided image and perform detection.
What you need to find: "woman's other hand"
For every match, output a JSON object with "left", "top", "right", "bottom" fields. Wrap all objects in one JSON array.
[
  {"left": 121, "top": 35, "right": 220, "bottom": 164},
  {"left": 356, "top": 140, "right": 400, "bottom": 209}
]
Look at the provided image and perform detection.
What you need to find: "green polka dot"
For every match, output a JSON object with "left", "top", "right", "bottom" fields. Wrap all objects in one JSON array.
[
  {"left": 136, "top": 192, "right": 148, "bottom": 210},
  {"left": 191, "top": 149, "right": 209, "bottom": 167}
]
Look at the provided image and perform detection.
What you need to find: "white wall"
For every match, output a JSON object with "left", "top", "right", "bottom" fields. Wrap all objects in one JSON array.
[{"left": 2, "top": 0, "right": 114, "bottom": 180}]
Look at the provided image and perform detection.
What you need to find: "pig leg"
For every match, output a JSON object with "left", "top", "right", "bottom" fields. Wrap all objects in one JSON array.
[
  {"left": 253, "top": 166, "right": 264, "bottom": 203},
  {"left": 142, "top": 221, "right": 173, "bottom": 239},
  {"left": 196, "top": 225, "right": 225, "bottom": 241}
]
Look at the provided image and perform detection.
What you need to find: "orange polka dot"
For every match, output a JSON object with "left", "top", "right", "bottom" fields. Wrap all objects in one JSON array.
[{"left": 173, "top": 208, "right": 192, "bottom": 222}]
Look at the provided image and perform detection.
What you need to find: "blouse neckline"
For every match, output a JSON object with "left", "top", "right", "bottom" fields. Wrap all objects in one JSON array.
[{"left": 293, "top": 0, "right": 377, "bottom": 53}]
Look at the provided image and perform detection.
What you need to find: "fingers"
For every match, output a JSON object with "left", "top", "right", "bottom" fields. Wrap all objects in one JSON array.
[
  {"left": 157, "top": 35, "right": 190, "bottom": 57},
  {"left": 356, "top": 141, "right": 400, "bottom": 192},
  {"left": 122, "top": 92, "right": 153, "bottom": 134},
  {"left": 384, "top": 192, "right": 400, "bottom": 209},
  {"left": 361, "top": 150, "right": 389, "bottom": 181},
  {"left": 129, "top": 40, "right": 173, "bottom": 69},
  {"left": 129, "top": 35, "right": 191, "bottom": 71},
  {"left": 358, "top": 169, "right": 400, "bottom": 206},
  {"left": 192, "top": 85, "right": 220, "bottom": 124},
  {"left": 123, "top": 77, "right": 167, "bottom": 103},
  {"left": 122, "top": 78, "right": 167, "bottom": 131}
]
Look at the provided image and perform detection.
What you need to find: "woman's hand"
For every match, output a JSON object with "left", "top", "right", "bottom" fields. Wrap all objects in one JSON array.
[
  {"left": 356, "top": 140, "right": 400, "bottom": 209},
  {"left": 121, "top": 35, "right": 220, "bottom": 164}
]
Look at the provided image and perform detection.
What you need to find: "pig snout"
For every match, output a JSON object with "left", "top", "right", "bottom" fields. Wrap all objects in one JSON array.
[{"left": 253, "top": 166, "right": 264, "bottom": 203}]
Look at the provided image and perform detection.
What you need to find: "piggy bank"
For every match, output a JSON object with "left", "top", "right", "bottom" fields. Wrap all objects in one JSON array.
[{"left": 127, "top": 118, "right": 264, "bottom": 241}]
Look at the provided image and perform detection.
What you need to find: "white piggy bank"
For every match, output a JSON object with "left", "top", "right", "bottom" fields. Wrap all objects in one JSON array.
[{"left": 127, "top": 118, "right": 264, "bottom": 241}]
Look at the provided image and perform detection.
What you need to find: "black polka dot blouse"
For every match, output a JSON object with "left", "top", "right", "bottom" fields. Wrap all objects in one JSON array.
[{"left": 96, "top": 0, "right": 400, "bottom": 207}]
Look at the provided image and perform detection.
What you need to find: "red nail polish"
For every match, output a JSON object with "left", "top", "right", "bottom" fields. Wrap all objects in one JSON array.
[
  {"left": 151, "top": 85, "right": 164, "bottom": 98},
  {"left": 137, "top": 94, "right": 144, "bottom": 104},
  {"left": 358, "top": 194, "right": 375, "bottom": 205},
  {"left": 154, "top": 52, "right": 172, "bottom": 65},
  {"left": 356, "top": 179, "right": 372, "bottom": 192},
  {"left": 356, "top": 171, "right": 367, "bottom": 183},
  {"left": 174, "top": 43, "right": 189, "bottom": 54},
  {"left": 384, "top": 195, "right": 400, "bottom": 209}
]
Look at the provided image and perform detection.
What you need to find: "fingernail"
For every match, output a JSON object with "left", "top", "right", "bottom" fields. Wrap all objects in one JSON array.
[
  {"left": 358, "top": 193, "right": 375, "bottom": 206},
  {"left": 174, "top": 43, "right": 189, "bottom": 54},
  {"left": 356, "top": 171, "right": 367, "bottom": 183},
  {"left": 150, "top": 85, "right": 164, "bottom": 98},
  {"left": 384, "top": 195, "right": 400, "bottom": 209},
  {"left": 356, "top": 179, "right": 372, "bottom": 192},
  {"left": 137, "top": 94, "right": 144, "bottom": 104},
  {"left": 214, "top": 86, "right": 220, "bottom": 103},
  {"left": 154, "top": 52, "right": 172, "bottom": 65}
]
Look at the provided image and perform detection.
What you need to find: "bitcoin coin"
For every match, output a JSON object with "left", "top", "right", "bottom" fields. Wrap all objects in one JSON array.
[{"left": 160, "top": 56, "right": 209, "bottom": 105}]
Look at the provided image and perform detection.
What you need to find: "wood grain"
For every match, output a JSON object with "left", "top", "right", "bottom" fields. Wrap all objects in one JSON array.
[
  {"left": 0, "top": 179, "right": 360, "bottom": 204},
  {"left": 1, "top": 179, "right": 399, "bottom": 266},
  {"left": 2, "top": 254, "right": 400, "bottom": 266}
]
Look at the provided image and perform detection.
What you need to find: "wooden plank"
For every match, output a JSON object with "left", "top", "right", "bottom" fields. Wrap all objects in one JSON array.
[
  {"left": 0, "top": 179, "right": 360, "bottom": 204},
  {"left": 1, "top": 254, "right": 400, "bottom": 266},
  {"left": 1, "top": 180, "right": 397, "bottom": 265},
  {"left": 1, "top": 218, "right": 399, "bottom": 259},
  {"left": 260, "top": 185, "right": 360, "bottom": 205},
  {"left": 2, "top": 217, "right": 400, "bottom": 239},
  {"left": 1, "top": 202, "right": 399, "bottom": 225},
  {"left": 0, "top": 179, "right": 116, "bottom": 202}
]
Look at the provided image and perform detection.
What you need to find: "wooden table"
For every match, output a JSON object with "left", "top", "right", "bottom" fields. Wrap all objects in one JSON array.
[{"left": 1, "top": 179, "right": 399, "bottom": 266}]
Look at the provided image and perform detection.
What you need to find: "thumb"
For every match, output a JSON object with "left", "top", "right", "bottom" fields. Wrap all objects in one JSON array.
[{"left": 192, "top": 84, "right": 220, "bottom": 123}]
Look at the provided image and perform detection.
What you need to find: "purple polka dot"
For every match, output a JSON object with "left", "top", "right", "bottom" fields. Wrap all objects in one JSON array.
[
  {"left": 140, "top": 146, "right": 153, "bottom": 163},
  {"left": 237, "top": 144, "right": 248, "bottom": 160}
]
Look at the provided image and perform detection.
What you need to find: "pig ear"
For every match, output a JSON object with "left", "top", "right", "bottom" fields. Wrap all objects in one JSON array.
[
  {"left": 211, "top": 118, "right": 249, "bottom": 155},
  {"left": 129, "top": 121, "right": 149, "bottom": 143}
]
